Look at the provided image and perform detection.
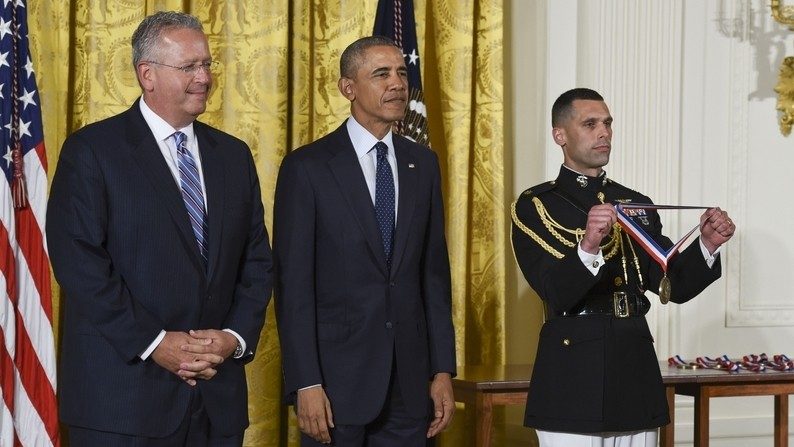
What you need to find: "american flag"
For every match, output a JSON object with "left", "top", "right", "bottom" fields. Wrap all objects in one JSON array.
[
  {"left": 0, "top": 1, "right": 60, "bottom": 446},
  {"left": 374, "top": 0, "right": 430, "bottom": 146}
]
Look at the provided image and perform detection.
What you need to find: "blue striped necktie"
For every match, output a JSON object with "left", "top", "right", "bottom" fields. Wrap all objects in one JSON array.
[
  {"left": 173, "top": 131, "right": 208, "bottom": 267},
  {"left": 373, "top": 141, "right": 395, "bottom": 268}
]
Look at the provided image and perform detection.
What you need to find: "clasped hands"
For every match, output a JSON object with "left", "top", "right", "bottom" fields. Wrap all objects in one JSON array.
[
  {"left": 581, "top": 204, "right": 735, "bottom": 255},
  {"left": 151, "top": 329, "right": 238, "bottom": 386}
]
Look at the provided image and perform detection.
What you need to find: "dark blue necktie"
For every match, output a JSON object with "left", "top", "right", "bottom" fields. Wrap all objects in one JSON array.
[
  {"left": 373, "top": 141, "right": 395, "bottom": 267},
  {"left": 173, "top": 131, "right": 209, "bottom": 267}
]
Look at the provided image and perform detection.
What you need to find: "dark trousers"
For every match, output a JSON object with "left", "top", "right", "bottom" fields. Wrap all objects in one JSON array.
[
  {"left": 300, "top": 371, "right": 431, "bottom": 447},
  {"left": 68, "top": 389, "right": 243, "bottom": 447}
]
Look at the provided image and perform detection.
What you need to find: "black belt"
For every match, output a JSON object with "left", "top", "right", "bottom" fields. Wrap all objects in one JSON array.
[{"left": 563, "top": 292, "right": 649, "bottom": 318}]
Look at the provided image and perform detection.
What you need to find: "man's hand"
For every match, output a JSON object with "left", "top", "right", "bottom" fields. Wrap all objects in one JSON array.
[
  {"left": 427, "top": 372, "right": 454, "bottom": 438},
  {"left": 700, "top": 207, "right": 735, "bottom": 254},
  {"left": 151, "top": 331, "right": 215, "bottom": 386},
  {"left": 296, "top": 386, "right": 334, "bottom": 444},
  {"left": 182, "top": 329, "right": 238, "bottom": 359},
  {"left": 176, "top": 329, "right": 238, "bottom": 383},
  {"left": 581, "top": 203, "right": 617, "bottom": 254}
]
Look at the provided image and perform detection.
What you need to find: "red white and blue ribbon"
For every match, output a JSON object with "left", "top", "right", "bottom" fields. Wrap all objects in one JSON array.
[
  {"left": 668, "top": 354, "right": 794, "bottom": 372},
  {"left": 696, "top": 355, "right": 740, "bottom": 371},
  {"left": 744, "top": 353, "right": 794, "bottom": 371},
  {"left": 615, "top": 203, "right": 710, "bottom": 272}
]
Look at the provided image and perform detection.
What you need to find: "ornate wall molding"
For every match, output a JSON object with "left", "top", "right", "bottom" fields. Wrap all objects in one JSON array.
[{"left": 725, "top": 0, "right": 794, "bottom": 326}]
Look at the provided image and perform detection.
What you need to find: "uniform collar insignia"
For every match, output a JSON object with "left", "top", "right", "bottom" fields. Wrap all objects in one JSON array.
[{"left": 560, "top": 165, "right": 609, "bottom": 188}]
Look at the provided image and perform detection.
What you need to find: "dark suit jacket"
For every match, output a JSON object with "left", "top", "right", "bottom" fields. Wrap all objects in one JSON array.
[
  {"left": 512, "top": 166, "right": 721, "bottom": 433},
  {"left": 273, "top": 122, "right": 456, "bottom": 425},
  {"left": 47, "top": 101, "right": 273, "bottom": 437}
]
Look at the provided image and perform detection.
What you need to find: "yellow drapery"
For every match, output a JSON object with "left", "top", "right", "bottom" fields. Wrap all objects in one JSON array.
[{"left": 28, "top": 1, "right": 504, "bottom": 445}]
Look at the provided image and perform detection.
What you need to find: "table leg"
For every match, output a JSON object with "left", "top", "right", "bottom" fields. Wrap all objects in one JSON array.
[
  {"left": 476, "top": 392, "right": 494, "bottom": 447},
  {"left": 774, "top": 394, "right": 789, "bottom": 447},
  {"left": 660, "top": 385, "right": 675, "bottom": 447},
  {"left": 694, "top": 387, "right": 709, "bottom": 447}
]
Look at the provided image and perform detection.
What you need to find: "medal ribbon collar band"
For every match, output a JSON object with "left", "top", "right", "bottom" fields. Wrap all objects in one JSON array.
[{"left": 614, "top": 203, "right": 711, "bottom": 273}]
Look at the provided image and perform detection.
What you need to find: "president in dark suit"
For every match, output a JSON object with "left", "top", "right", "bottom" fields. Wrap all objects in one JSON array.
[
  {"left": 47, "top": 11, "right": 272, "bottom": 446},
  {"left": 273, "top": 36, "right": 456, "bottom": 446}
]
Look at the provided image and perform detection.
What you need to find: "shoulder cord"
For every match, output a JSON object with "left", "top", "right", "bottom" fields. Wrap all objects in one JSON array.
[
  {"left": 512, "top": 193, "right": 645, "bottom": 290},
  {"left": 511, "top": 198, "right": 621, "bottom": 260},
  {"left": 511, "top": 201, "right": 565, "bottom": 259},
  {"left": 531, "top": 196, "right": 620, "bottom": 259}
]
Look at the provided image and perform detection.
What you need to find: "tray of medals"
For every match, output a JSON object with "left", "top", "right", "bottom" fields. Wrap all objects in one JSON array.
[{"left": 668, "top": 353, "right": 794, "bottom": 372}]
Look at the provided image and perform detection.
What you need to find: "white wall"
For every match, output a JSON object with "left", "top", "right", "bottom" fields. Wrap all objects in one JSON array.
[{"left": 508, "top": 0, "right": 794, "bottom": 444}]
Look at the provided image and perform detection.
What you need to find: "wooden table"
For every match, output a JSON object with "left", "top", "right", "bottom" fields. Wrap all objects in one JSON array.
[
  {"left": 452, "top": 364, "right": 535, "bottom": 447},
  {"left": 660, "top": 363, "right": 794, "bottom": 447},
  {"left": 452, "top": 362, "right": 794, "bottom": 447}
]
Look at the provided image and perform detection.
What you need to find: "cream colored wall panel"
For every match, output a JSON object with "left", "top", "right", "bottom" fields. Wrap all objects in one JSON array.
[
  {"left": 693, "top": 0, "right": 794, "bottom": 327},
  {"left": 544, "top": 0, "right": 579, "bottom": 178}
]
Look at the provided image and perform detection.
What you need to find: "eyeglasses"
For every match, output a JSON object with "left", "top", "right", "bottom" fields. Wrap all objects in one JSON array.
[{"left": 144, "top": 60, "right": 219, "bottom": 75}]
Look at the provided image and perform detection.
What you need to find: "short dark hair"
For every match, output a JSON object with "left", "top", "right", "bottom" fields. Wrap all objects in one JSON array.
[
  {"left": 340, "top": 35, "right": 400, "bottom": 78},
  {"left": 131, "top": 11, "right": 203, "bottom": 68},
  {"left": 551, "top": 88, "right": 604, "bottom": 127}
]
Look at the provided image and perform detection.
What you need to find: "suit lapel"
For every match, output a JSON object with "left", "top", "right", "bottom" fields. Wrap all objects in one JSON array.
[
  {"left": 196, "top": 123, "right": 224, "bottom": 280},
  {"left": 125, "top": 104, "right": 206, "bottom": 275},
  {"left": 326, "top": 126, "right": 389, "bottom": 275},
  {"left": 389, "top": 138, "right": 416, "bottom": 277}
]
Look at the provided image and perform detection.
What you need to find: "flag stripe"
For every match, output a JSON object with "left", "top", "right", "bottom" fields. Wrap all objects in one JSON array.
[
  {"left": 2, "top": 203, "right": 57, "bottom": 442},
  {"left": 13, "top": 367, "right": 54, "bottom": 447},
  {"left": 15, "top": 206, "right": 53, "bottom": 320},
  {"left": 12, "top": 322, "right": 57, "bottom": 442},
  {"left": 0, "top": 391, "right": 15, "bottom": 447},
  {"left": 0, "top": 1, "right": 60, "bottom": 444},
  {"left": 0, "top": 218, "right": 19, "bottom": 443},
  {"left": 23, "top": 144, "right": 49, "bottom": 241}
]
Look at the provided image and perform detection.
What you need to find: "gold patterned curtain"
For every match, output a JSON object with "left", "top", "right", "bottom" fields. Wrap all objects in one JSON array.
[{"left": 29, "top": 1, "right": 503, "bottom": 445}]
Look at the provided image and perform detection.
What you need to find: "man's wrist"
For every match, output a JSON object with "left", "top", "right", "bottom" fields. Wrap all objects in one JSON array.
[
  {"left": 139, "top": 330, "right": 166, "bottom": 360},
  {"left": 222, "top": 328, "right": 246, "bottom": 359}
]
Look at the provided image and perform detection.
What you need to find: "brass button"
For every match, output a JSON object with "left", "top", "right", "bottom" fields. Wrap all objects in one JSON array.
[
  {"left": 563, "top": 338, "right": 571, "bottom": 346},
  {"left": 614, "top": 277, "right": 623, "bottom": 286}
]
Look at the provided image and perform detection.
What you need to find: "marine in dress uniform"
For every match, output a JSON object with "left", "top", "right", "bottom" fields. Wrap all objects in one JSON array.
[
  {"left": 513, "top": 166, "right": 720, "bottom": 432},
  {"left": 512, "top": 88, "right": 735, "bottom": 447}
]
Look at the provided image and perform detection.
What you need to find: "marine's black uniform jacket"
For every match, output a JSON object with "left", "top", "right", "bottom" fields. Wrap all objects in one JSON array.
[{"left": 512, "top": 166, "right": 721, "bottom": 433}]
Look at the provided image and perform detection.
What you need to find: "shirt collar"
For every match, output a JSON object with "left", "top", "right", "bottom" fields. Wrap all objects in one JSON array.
[
  {"left": 346, "top": 115, "right": 395, "bottom": 159},
  {"left": 139, "top": 96, "right": 195, "bottom": 144}
]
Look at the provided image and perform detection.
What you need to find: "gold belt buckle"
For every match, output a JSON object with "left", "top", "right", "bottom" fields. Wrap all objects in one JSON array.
[{"left": 613, "top": 291, "right": 630, "bottom": 318}]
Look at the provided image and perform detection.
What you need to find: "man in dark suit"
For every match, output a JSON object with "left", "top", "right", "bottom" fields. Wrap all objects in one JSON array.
[
  {"left": 273, "top": 36, "right": 456, "bottom": 446},
  {"left": 47, "top": 11, "right": 272, "bottom": 446},
  {"left": 511, "top": 88, "right": 735, "bottom": 446}
]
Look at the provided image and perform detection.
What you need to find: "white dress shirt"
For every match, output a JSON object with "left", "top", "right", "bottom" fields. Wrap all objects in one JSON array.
[{"left": 346, "top": 115, "right": 399, "bottom": 221}]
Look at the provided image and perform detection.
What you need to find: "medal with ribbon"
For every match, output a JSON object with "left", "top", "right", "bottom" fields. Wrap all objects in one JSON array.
[{"left": 614, "top": 203, "right": 711, "bottom": 304}]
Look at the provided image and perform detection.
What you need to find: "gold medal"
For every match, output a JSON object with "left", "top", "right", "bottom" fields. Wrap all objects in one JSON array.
[{"left": 659, "top": 273, "right": 671, "bottom": 304}]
